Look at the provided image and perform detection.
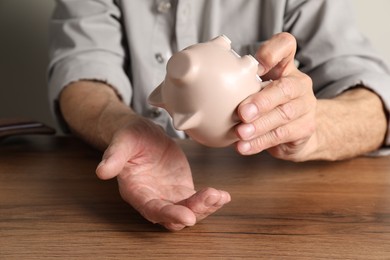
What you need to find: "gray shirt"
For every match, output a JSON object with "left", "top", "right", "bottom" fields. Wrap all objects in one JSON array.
[{"left": 48, "top": 0, "right": 390, "bottom": 151}]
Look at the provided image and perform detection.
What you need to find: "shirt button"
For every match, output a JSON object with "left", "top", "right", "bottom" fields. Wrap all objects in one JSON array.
[
  {"left": 155, "top": 53, "right": 165, "bottom": 64},
  {"left": 148, "top": 107, "right": 162, "bottom": 118},
  {"left": 157, "top": 1, "right": 171, "bottom": 14}
]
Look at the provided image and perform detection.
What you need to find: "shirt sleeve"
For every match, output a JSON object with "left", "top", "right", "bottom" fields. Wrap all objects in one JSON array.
[
  {"left": 48, "top": 0, "right": 132, "bottom": 130},
  {"left": 284, "top": 0, "right": 390, "bottom": 149}
]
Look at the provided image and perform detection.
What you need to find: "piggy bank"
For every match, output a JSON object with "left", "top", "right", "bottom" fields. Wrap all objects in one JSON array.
[{"left": 148, "top": 35, "right": 267, "bottom": 147}]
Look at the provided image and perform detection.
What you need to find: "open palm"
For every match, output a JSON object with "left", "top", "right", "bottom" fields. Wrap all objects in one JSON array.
[{"left": 96, "top": 119, "right": 231, "bottom": 231}]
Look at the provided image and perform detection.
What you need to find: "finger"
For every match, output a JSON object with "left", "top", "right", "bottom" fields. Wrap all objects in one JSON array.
[
  {"left": 237, "top": 93, "right": 315, "bottom": 141},
  {"left": 236, "top": 113, "right": 316, "bottom": 155},
  {"left": 119, "top": 183, "right": 197, "bottom": 230},
  {"left": 239, "top": 74, "right": 310, "bottom": 123},
  {"left": 141, "top": 199, "right": 196, "bottom": 228},
  {"left": 129, "top": 188, "right": 231, "bottom": 231},
  {"left": 177, "top": 187, "right": 231, "bottom": 222},
  {"left": 96, "top": 139, "right": 131, "bottom": 180},
  {"left": 236, "top": 100, "right": 299, "bottom": 141},
  {"left": 267, "top": 136, "right": 317, "bottom": 161},
  {"left": 240, "top": 79, "right": 297, "bottom": 124},
  {"left": 255, "top": 32, "right": 297, "bottom": 78},
  {"left": 161, "top": 222, "right": 187, "bottom": 232}
]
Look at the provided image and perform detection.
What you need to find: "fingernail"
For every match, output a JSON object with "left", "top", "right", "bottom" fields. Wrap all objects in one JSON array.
[
  {"left": 238, "top": 141, "right": 251, "bottom": 154},
  {"left": 240, "top": 103, "right": 258, "bottom": 122},
  {"left": 97, "top": 159, "right": 106, "bottom": 169},
  {"left": 237, "top": 123, "right": 255, "bottom": 140},
  {"left": 257, "top": 63, "right": 265, "bottom": 76}
]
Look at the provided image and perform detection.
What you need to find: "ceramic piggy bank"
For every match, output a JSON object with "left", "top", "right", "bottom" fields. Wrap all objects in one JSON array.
[{"left": 148, "top": 35, "right": 268, "bottom": 147}]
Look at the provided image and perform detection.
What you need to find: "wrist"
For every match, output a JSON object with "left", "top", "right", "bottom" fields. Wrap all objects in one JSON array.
[
  {"left": 59, "top": 81, "right": 135, "bottom": 150},
  {"left": 307, "top": 87, "right": 387, "bottom": 161},
  {"left": 95, "top": 98, "right": 137, "bottom": 148}
]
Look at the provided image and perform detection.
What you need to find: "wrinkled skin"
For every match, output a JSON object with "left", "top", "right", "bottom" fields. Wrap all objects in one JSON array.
[
  {"left": 236, "top": 32, "right": 317, "bottom": 161},
  {"left": 96, "top": 118, "right": 231, "bottom": 231}
]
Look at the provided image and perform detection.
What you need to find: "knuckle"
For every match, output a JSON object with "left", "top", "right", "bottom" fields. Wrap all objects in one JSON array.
[
  {"left": 305, "top": 120, "right": 316, "bottom": 136},
  {"left": 253, "top": 117, "right": 272, "bottom": 136},
  {"left": 246, "top": 124, "right": 293, "bottom": 154},
  {"left": 272, "top": 125, "right": 289, "bottom": 144},
  {"left": 301, "top": 73, "right": 313, "bottom": 88},
  {"left": 277, "top": 103, "right": 295, "bottom": 122},
  {"left": 277, "top": 32, "right": 297, "bottom": 51},
  {"left": 277, "top": 77, "right": 294, "bottom": 100},
  {"left": 269, "top": 144, "right": 291, "bottom": 159},
  {"left": 271, "top": 146, "right": 302, "bottom": 162},
  {"left": 256, "top": 94, "right": 273, "bottom": 112},
  {"left": 300, "top": 74, "right": 314, "bottom": 95},
  {"left": 248, "top": 137, "right": 267, "bottom": 154},
  {"left": 257, "top": 48, "right": 276, "bottom": 71}
]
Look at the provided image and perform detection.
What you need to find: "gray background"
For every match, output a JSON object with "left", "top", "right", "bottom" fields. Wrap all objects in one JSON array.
[{"left": 1, "top": 0, "right": 389, "bottom": 133}]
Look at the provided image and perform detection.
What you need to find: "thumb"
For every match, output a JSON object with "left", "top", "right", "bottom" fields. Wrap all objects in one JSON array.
[
  {"left": 96, "top": 141, "right": 130, "bottom": 180},
  {"left": 255, "top": 32, "right": 297, "bottom": 79}
]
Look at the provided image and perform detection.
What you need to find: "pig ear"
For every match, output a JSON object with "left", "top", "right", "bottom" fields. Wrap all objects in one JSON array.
[
  {"left": 148, "top": 83, "right": 165, "bottom": 108},
  {"left": 173, "top": 111, "right": 202, "bottom": 130},
  {"left": 210, "top": 35, "right": 231, "bottom": 50},
  {"left": 167, "top": 51, "right": 198, "bottom": 85},
  {"left": 242, "top": 54, "right": 259, "bottom": 65},
  {"left": 240, "top": 55, "right": 259, "bottom": 74}
]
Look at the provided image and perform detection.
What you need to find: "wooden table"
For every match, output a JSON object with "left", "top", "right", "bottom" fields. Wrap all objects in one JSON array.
[{"left": 1, "top": 136, "right": 390, "bottom": 259}]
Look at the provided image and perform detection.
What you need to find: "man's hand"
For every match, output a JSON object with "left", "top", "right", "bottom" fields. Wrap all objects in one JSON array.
[
  {"left": 96, "top": 118, "right": 231, "bottom": 231},
  {"left": 59, "top": 81, "right": 230, "bottom": 231},
  {"left": 235, "top": 32, "right": 387, "bottom": 161},
  {"left": 235, "top": 33, "right": 317, "bottom": 161}
]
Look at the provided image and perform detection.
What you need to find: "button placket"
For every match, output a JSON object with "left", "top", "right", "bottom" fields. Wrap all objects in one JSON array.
[
  {"left": 153, "top": 0, "right": 174, "bottom": 66},
  {"left": 175, "top": 0, "right": 197, "bottom": 51},
  {"left": 149, "top": 0, "right": 174, "bottom": 124}
]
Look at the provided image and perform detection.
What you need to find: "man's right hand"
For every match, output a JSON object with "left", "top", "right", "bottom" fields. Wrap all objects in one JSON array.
[{"left": 60, "top": 81, "right": 231, "bottom": 231}]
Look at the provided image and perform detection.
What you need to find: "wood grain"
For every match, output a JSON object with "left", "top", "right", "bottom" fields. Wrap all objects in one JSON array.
[{"left": 1, "top": 136, "right": 390, "bottom": 259}]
